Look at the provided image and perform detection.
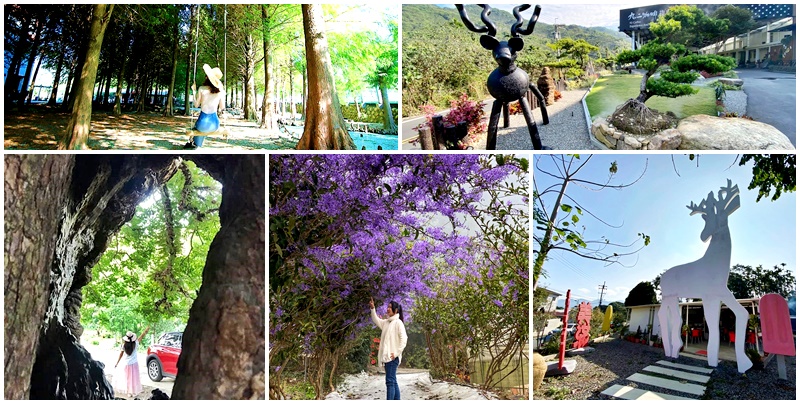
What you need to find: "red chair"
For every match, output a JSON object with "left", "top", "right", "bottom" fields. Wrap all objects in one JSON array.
[
  {"left": 728, "top": 331, "right": 736, "bottom": 346},
  {"left": 691, "top": 328, "right": 701, "bottom": 344},
  {"left": 746, "top": 332, "right": 756, "bottom": 349}
]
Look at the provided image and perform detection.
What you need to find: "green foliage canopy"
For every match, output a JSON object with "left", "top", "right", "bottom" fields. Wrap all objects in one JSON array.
[{"left": 81, "top": 161, "right": 220, "bottom": 339}]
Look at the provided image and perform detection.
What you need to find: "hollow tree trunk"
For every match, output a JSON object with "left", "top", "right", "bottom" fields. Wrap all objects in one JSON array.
[
  {"left": 59, "top": 4, "right": 114, "bottom": 150},
  {"left": 296, "top": 4, "right": 355, "bottom": 150},
  {"left": 4, "top": 155, "right": 74, "bottom": 400},
  {"left": 4, "top": 155, "right": 180, "bottom": 399},
  {"left": 172, "top": 155, "right": 265, "bottom": 399}
]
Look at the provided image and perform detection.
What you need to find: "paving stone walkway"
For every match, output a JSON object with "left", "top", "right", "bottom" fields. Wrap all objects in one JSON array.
[{"left": 600, "top": 360, "right": 713, "bottom": 400}]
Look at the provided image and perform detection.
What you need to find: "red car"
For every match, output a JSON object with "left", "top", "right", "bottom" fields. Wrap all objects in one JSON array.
[{"left": 146, "top": 332, "right": 182, "bottom": 381}]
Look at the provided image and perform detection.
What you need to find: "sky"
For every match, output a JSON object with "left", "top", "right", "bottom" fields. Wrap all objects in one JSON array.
[
  {"left": 434, "top": 3, "right": 640, "bottom": 29},
  {"left": 534, "top": 154, "right": 796, "bottom": 304}
]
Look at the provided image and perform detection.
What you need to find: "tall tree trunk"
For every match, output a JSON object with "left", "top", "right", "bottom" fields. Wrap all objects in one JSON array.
[
  {"left": 288, "top": 59, "right": 296, "bottom": 118},
  {"left": 59, "top": 4, "right": 114, "bottom": 150},
  {"left": 4, "top": 155, "right": 75, "bottom": 400},
  {"left": 185, "top": 5, "right": 196, "bottom": 116},
  {"left": 171, "top": 155, "right": 265, "bottom": 399},
  {"left": 379, "top": 84, "right": 397, "bottom": 133},
  {"left": 113, "top": 35, "right": 128, "bottom": 115},
  {"left": 102, "top": 72, "right": 112, "bottom": 106},
  {"left": 164, "top": 8, "right": 180, "bottom": 117},
  {"left": 24, "top": 50, "right": 44, "bottom": 105},
  {"left": 301, "top": 65, "right": 306, "bottom": 121},
  {"left": 47, "top": 48, "right": 65, "bottom": 105},
  {"left": 62, "top": 62, "right": 75, "bottom": 110},
  {"left": 260, "top": 5, "right": 274, "bottom": 130},
  {"left": 19, "top": 18, "right": 44, "bottom": 106},
  {"left": 244, "top": 34, "right": 257, "bottom": 120},
  {"left": 296, "top": 4, "right": 355, "bottom": 150}
]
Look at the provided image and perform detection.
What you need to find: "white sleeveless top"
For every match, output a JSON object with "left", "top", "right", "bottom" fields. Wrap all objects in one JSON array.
[{"left": 195, "top": 86, "right": 226, "bottom": 114}]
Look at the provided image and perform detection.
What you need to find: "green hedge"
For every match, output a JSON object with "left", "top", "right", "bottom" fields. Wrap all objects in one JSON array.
[{"left": 342, "top": 105, "right": 399, "bottom": 124}]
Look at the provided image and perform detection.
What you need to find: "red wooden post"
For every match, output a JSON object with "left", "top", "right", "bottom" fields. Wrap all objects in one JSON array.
[{"left": 558, "top": 289, "right": 571, "bottom": 370}]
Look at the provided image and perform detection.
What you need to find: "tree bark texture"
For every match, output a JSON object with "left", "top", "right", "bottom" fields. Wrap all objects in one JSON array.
[
  {"left": 244, "top": 34, "right": 257, "bottom": 120},
  {"left": 296, "top": 4, "right": 355, "bottom": 150},
  {"left": 172, "top": 155, "right": 265, "bottom": 399},
  {"left": 59, "top": 4, "right": 114, "bottom": 150},
  {"left": 4, "top": 155, "right": 74, "bottom": 400}
]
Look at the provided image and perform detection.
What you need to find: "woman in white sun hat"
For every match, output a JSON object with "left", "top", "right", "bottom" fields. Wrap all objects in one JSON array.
[
  {"left": 114, "top": 325, "right": 149, "bottom": 398},
  {"left": 188, "top": 64, "right": 226, "bottom": 147}
]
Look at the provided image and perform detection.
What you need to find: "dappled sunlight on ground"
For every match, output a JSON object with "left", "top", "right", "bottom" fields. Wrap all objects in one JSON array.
[{"left": 4, "top": 108, "right": 297, "bottom": 150}]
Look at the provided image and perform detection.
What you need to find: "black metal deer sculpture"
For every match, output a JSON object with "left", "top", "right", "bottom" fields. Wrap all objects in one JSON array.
[{"left": 455, "top": 4, "right": 549, "bottom": 149}]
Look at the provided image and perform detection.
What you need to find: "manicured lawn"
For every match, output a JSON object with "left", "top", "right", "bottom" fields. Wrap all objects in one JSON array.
[{"left": 586, "top": 74, "right": 717, "bottom": 120}]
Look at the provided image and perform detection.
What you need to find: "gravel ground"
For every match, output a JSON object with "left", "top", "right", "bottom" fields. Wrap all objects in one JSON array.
[
  {"left": 467, "top": 90, "right": 599, "bottom": 150},
  {"left": 325, "top": 370, "right": 498, "bottom": 400},
  {"left": 723, "top": 90, "right": 747, "bottom": 116},
  {"left": 533, "top": 339, "right": 795, "bottom": 400}
]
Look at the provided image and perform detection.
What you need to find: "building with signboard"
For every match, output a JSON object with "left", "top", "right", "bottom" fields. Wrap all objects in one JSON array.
[
  {"left": 619, "top": 3, "right": 796, "bottom": 62},
  {"left": 699, "top": 4, "right": 796, "bottom": 67}
]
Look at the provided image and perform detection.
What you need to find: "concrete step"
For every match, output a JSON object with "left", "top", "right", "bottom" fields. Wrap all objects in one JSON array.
[
  {"left": 627, "top": 373, "right": 706, "bottom": 396},
  {"left": 642, "top": 365, "right": 711, "bottom": 383},
  {"left": 655, "top": 360, "right": 714, "bottom": 374},
  {"left": 679, "top": 352, "right": 709, "bottom": 361},
  {"left": 600, "top": 384, "right": 696, "bottom": 400}
]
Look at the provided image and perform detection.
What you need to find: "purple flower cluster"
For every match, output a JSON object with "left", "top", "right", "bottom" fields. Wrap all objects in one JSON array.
[{"left": 268, "top": 154, "right": 528, "bottom": 361}]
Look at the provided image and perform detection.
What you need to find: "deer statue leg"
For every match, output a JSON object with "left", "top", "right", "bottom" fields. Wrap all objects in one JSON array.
[
  {"left": 528, "top": 83, "right": 549, "bottom": 125},
  {"left": 701, "top": 298, "right": 721, "bottom": 367},
  {"left": 657, "top": 299, "right": 673, "bottom": 357},
  {"left": 518, "top": 96, "right": 545, "bottom": 150},
  {"left": 502, "top": 103, "right": 510, "bottom": 128},
  {"left": 720, "top": 291, "right": 754, "bottom": 373},
  {"left": 486, "top": 100, "right": 503, "bottom": 150},
  {"left": 660, "top": 295, "right": 682, "bottom": 358}
]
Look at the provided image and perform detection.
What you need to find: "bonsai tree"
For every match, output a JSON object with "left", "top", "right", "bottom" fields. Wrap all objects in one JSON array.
[{"left": 610, "top": 41, "right": 735, "bottom": 133}]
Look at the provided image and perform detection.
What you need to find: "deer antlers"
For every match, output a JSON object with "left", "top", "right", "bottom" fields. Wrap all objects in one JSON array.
[
  {"left": 455, "top": 4, "right": 497, "bottom": 37},
  {"left": 511, "top": 5, "right": 541, "bottom": 37},
  {"left": 687, "top": 179, "right": 740, "bottom": 217},
  {"left": 456, "top": 4, "right": 540, "bottom": 38}
]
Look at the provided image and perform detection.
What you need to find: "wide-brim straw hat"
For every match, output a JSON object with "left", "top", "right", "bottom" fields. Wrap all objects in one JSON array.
[
  {"left": 123, "top": 331, "right": 136, "bottom": 343},
  {"left": 203, "top": 64, "right": 224, "bottom": 90}
]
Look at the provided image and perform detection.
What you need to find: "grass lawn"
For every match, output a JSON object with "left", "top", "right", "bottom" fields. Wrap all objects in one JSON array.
[{"left": 586, "top": 74, "right": 717, "bottom": 120}]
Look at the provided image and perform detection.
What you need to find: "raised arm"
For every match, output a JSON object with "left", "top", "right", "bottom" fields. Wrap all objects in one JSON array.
[
  {"left": 369, "top": 297, "right": 385, "bottom": 330},
  {"left": 138, "top": 325, "right": 150, "bottom": 344}
]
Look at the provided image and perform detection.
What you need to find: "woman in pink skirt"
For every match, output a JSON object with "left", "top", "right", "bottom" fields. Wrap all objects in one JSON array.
[{"left": 114, "top": 325, "right": 149, "bottom": 397}]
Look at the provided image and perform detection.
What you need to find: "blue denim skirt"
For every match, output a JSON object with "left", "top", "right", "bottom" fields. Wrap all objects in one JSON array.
[{"left": 195, "top": 111, "right": 220, "bottom": 133}]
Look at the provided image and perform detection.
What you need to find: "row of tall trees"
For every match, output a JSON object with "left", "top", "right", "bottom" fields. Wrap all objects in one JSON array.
[{"left": 4, "top": 4, "right": 398, "bottom": 149}]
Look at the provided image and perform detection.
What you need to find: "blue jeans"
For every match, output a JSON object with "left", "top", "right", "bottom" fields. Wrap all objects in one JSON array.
[
  {"left": 384, "top": 358, "right": 400, "bottom": 400},
  {"left": 195, "top": 111, "right": 219, "bottom": 133}
]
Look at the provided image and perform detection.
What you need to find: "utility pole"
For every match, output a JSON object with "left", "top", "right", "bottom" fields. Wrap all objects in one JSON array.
[{"left": 598, "top": 281, "right": 608, "bottom": 307}]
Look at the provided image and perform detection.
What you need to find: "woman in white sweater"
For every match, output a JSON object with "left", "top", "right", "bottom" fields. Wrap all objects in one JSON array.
[{"left": 370, "top": 297, "right": 408, "bottom": 400}]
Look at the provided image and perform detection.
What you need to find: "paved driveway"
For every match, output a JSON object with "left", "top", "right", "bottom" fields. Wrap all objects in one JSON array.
[{"left": 735, "top": 69, "right": 796, "bottom": 146}]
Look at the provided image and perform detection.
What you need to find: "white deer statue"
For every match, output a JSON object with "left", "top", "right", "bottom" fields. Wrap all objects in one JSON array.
[{"left": 657, "top": 179, "right": 753, "bottom": 373}]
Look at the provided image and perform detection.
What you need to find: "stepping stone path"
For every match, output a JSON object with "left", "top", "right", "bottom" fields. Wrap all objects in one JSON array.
[{"left": 600, "top": 360, "right": 713, "bottom": 400}]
